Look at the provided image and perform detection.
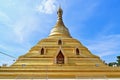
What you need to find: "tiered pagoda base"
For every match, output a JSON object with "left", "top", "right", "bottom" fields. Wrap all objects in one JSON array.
[{"left": 0, "top": 65, "right": 120, "bottom": 79}]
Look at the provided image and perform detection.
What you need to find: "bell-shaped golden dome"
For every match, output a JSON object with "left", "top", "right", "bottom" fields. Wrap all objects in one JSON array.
[{"left": 49, "top": 7, "right": 72, "bottom": 38}]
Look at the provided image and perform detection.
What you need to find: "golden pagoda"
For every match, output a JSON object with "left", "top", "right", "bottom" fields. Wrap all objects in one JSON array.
[{"left": 0, "top": 7, "right": 120, "bottom": 79}]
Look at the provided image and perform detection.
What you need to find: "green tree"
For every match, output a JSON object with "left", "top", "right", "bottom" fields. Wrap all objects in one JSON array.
[
  {"left": 108, "top": 62, "right": 117, "bottom": 67},
  {"left": 117, "top": 56, "right": 120, "bottom": 66}
]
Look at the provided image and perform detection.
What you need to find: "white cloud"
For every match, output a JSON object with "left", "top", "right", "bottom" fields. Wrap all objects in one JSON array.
[
  {"left": 0, "top": 11, "right": 11, "bottom": 25},
  {"left": 36, "top": 0, "right": 58, "bottom": 14},
  {"left": 87, "top": 35, "right": 120, "bottom": 57},
  {"left": 0, "top": 12, "right": 9, "bottom": 19},
  {"left": 12, "top": 17, "right": 37, "bottom": 43},
  {"left": 0, "top": 0, "right": 56, "bottom": 46}
]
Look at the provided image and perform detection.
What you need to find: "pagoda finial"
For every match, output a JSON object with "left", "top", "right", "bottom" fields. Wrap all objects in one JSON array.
[
  {"left": 57, "top": 6, "right": 63, "bottom": 20},
  {"left": 49, "top": 6, "right": 72, "bottom": 38}
]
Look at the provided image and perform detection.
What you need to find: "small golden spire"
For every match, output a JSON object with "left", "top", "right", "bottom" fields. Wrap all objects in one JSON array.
[
  {"left": 49, "top": 6, "right": 72, "bottom": 38},
  {"left": 57, "top": 6, "right": 63, "bottom": 21}
]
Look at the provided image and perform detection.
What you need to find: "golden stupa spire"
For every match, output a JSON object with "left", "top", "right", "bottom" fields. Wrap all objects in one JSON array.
[
  {"left": 57, "top": 6, "right": 63, "bottom": 21},
  {"left": 49, "top": 6, "right": 71, "bottom": 38}
]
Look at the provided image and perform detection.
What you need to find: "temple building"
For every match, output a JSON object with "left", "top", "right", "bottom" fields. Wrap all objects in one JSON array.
[{"left": 0, "top": 7, "right": 120, "bottom": 79}]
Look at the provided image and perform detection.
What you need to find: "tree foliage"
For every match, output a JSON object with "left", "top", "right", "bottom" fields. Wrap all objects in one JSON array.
[
  {"left": 117, "top": 56, "right": 120, "bottom": 66},
  {"left": 108, "top": 62, "right": 117, "bottom": 66}
]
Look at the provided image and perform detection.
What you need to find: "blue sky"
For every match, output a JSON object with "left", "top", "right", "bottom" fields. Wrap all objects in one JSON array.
[{"left": 0, "top": 0, "right": 120, "bottom": 66}]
